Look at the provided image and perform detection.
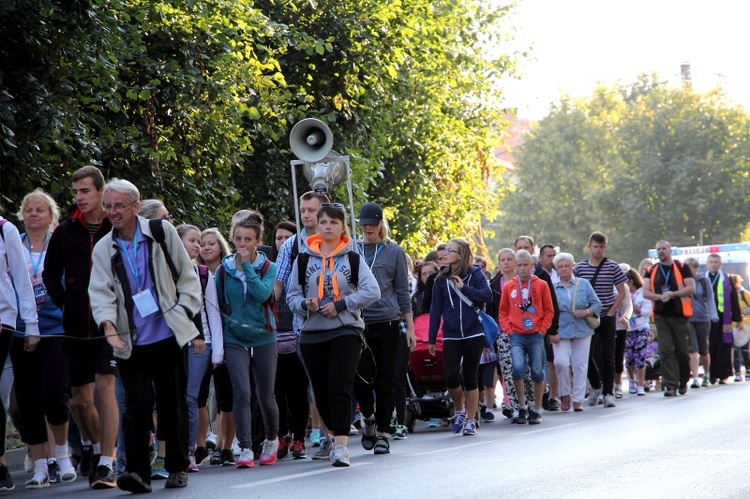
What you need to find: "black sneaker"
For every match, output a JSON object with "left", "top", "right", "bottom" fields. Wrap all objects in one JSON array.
[
  {"left": 292, "top": 441, "right": 307, "bottom": 459},
  {"left": 528, "top": 410, "right": 542, "bottom": 425},
  {"left": 209, "top": 449, "right": 222, "bottom": 465},
  {"left": 88, "top": 454, "right": 102, "bottom": 485},
  {"left": 116, "top": 472, "right": 152, "bottom": 494},
  {"left": 678, "top": 382, "right": 688, "bottom": 395},
  {"left": 48, "top": 460, "right": 60, "bottom": 484},
  {"left": 547, "top": 398, "right": 560, "bottom": 412},
  {"left": 0, "top": 464, "right": 14, "bottom": 491},
  {"left": 514, "top": 408, "right": 528, "bottom": 424},
  {"left": 80, "top": 445, "right": 94, "bottom": 477},
  {"left": 194, "top": 446, "right": 209, "bottom": 466},
  {"left": 220, "top": 448, "right": 235, "bottom": 466},
  {"left": 90, "top": 465, "right": 116, "bottom": 489},
  {"left": 165, "top": 472, "right": 187, "bottom": 489}
]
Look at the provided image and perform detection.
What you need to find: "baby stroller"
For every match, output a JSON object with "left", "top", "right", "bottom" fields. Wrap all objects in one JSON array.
[{"left": 404, "top": 314, "right": 455, "bottom": 432}]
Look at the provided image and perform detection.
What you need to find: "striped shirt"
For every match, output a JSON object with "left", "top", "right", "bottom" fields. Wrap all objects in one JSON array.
[{"left": 573, "top": 258, "right": 627, "bottom": 310}]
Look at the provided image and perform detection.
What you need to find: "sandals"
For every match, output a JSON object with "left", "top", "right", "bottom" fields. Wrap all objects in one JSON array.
[
  {"left": 361, "top": 417, "right": 377, "bottom": 451},
  {"left": 373, "top": 436, "right": 390, "bottom": 455}
]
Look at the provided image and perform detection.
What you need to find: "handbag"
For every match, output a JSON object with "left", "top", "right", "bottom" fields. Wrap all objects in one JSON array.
[
  {"left": 449, "top": 280, "right": 499, "bottom": 349},
  {"left": 572, "top": 278, "right": 600, "bottom": 329}
]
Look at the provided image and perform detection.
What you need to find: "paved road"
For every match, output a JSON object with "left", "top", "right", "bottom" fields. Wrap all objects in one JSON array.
[{"left": 7, "top": 380, "right": 750, "bottom": 498}]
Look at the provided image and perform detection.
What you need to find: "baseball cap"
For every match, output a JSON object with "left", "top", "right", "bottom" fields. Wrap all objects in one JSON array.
[{"left": 358, "top": 202, "right": 383, "bottom": 226}]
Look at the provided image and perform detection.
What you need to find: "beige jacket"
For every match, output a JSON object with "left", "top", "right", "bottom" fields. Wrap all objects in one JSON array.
[{"left": 89, "top": 216, "right": 201, "bottom": 359}]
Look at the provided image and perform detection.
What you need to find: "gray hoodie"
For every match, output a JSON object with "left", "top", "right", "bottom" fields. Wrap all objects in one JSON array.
[
  {"left": 286, "top": 235, "right": 380, "bottom": 342},
  {"left": 357, "top": 240, "right": 412, "bottom": 324}
]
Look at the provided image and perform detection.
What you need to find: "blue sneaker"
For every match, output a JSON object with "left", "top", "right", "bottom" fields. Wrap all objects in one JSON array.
[
  {"left": 150, "top": 457, "right": 168, "bottom": 480},
  {"left": 309, "top": 429, "right": 322, "bottom": 448},
  {"left": 450, "top": 410, "right": 466, "bottom": 434},
  {"left": 462, "top": 419, "right": 477, "bottom": 436},
  {"left": 114, "top": 456, "right": 126, "bottom": 475}
]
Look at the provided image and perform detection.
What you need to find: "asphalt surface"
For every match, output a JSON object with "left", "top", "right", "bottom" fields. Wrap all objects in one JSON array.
[{"left": 6, "top": 378, "right": 750, "bottom": 498}]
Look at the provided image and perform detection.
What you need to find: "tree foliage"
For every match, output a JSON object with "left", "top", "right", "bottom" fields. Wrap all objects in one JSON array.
[
  {"left": 494, "top": 75, "right": 750, "bottom": 266},
  {"left": 0, "top": 0, "right": 516, "bottom": 258}
]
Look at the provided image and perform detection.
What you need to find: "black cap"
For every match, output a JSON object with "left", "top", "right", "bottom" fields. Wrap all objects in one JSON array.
[{"left": 358, "top": 202, "right": 383, "bottom": 226}]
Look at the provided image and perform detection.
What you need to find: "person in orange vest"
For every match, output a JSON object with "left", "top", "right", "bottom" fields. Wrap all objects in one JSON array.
[{"left": 642, "top": 240, "right": 695, "bottom": 396}]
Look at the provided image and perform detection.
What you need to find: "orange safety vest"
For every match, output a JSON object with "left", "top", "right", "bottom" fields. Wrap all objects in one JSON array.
[{"left": 649, "top": 261, "right": 693, "bottom": 317}]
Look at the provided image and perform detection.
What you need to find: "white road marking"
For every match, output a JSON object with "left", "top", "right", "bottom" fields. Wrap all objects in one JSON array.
[{"left": 229, "top": 462, "right": 371, "bottom": 488}]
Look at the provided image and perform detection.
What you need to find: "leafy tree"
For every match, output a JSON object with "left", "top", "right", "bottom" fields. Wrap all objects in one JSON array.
[{"left": 495, "top": 75, "right": 750, "bottom": 266}]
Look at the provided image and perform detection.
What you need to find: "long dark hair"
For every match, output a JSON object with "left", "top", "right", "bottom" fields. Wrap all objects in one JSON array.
[
  {"left": 269, "top": 220, "right": 297, "bottom": 262},
  {"left": 437, "top": 238, "right": 472, "bottom": 280}
]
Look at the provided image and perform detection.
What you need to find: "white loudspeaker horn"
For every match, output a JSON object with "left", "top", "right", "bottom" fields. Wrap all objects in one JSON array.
[{"left": 290, "top": 118, "right": 333, "bottom": 163}]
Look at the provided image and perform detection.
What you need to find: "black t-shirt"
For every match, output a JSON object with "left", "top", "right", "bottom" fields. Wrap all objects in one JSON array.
[{"left": 646, "top": 260, "right": 694, "bottom": 317}]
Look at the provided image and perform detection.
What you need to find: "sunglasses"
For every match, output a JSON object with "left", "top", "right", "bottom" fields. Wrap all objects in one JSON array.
[{"left": 321, "top": 203, "right": 345, "bottom": 210}]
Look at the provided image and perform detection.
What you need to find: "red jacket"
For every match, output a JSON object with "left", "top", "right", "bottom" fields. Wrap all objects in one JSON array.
[{"left": 499, "top": 275, "right": 554, "bottom": 335}]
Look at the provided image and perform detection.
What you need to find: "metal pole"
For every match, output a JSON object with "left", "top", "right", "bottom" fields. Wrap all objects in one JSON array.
[
  {"left": 345, "top": 158, "right": 358, "bottom": 252},
  {"left": 290, "top": 162, "right": 302, "bottom": 255}
]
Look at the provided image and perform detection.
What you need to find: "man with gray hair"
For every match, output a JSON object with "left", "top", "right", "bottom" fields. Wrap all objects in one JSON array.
[{"left": 89, "top": 179, "right": 204, "bottom": 493}]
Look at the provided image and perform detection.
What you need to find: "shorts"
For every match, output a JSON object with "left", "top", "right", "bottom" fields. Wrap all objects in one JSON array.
[
  {"left": 688, "top": 321, "right": 710, "bottom": 356},
  {"left": 65, "top": 337, "right": 117, "bottom": 387},
  {"left": 477, "top": 362, "right": 496, "bottom": 388},
  {"left": 212, "top": 363, "right": 234, "bottom": 413}
]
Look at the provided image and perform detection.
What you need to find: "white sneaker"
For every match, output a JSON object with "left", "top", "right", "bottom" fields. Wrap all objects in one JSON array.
[
  {"left": 603, "top": 394, "right": 616, "bottom": 408},
  {"left": 628, "top": 379, "right": 638, "bottom": 394},
  {"left": 231, "top": 438, "right": 241, "bottom": 456},
  {"left": 586, "top": 388, "right": 601, "bottom": 407},
  {"left": 259, "top": 439, "right": 279, "bottom": 465},
  {"left": 329, "top": 443, "right": 350, "bottom": 467}
]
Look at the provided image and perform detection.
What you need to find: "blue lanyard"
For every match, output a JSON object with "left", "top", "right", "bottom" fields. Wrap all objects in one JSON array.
[
  {"left": 710, "top": 272, "right": 720, "bottom": 287},
  {"left": 23, "top": 233, "right": 49, "bottom": 279},
  {"left": 357, "top": 243, "right": 382, "bottom": 268},
  {"left": 659, "top": 264, "right": 671, "bottom": 287},
  {"left": 118, "top": 225, "right": 142, "bottom": 292}
]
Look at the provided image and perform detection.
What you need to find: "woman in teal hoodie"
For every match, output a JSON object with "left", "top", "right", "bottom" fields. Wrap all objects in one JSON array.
[{"left": 216, "top": 217, "right": 279, "bottom": 469}]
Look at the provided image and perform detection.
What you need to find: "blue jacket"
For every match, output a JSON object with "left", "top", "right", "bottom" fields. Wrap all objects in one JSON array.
[
  {"left": 218, "top": 251, "right": 277, "bottom": 348},
  {"left": 429, "top": 265, "right": 492, "bottom": 344},
  {"left": 553, "top": 276, "right": 602, "bottom": 339}
]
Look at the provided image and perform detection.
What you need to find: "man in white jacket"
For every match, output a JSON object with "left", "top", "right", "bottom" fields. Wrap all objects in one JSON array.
[{"left": 89, "top": 179, "right": 204, "bottom": 494}]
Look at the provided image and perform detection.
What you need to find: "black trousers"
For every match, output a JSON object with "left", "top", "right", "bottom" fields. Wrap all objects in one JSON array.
[
  {"left": 300, "top": 334, "right": 361, "bottom": 437},
  {"left": 10, "top": 335, "right": 69, "bottom": 445},
  {"left": 587, "top": 316, "right": 617, "bottom": 396},
  {"left": 275, "top": 352, "right": 310, "bottom": 442},
  {"left": 118, "top": 337, "right": 188, "bottom": 482},
  {"left": 393, "top": 333, "right": 410, "bottom": 425},
  {"left": 353, "top": 321, "right": 399, "bottom": 432}
]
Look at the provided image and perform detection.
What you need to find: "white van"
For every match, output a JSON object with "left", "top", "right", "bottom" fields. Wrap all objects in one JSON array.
[{"left": 647, "top": 243, "right": 750, "bottom": 283}]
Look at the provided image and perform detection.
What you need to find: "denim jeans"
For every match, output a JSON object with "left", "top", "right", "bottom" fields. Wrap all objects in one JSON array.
[
  {"left": 187, "top": 344, "right": 211, "bottom": 449},
  {"left": 510, "top": 333, "right": 546, "bottom": 382}
]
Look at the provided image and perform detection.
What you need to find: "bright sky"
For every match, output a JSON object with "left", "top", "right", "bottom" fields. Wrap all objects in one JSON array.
[{"left": 500, "top": 0, "right": 750, "bottom": 119}]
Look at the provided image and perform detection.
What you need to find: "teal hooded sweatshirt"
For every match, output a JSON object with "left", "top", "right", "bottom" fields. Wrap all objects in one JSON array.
[{"left": 217, "top": 251, "right": 277, "bottom": 348}]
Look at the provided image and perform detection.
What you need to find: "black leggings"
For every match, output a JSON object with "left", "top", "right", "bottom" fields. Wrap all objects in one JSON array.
[
  {"left": 10, "top": 335, "right": 69, "bottom": 445},
  {"left": 0, "top": 328, "right": 13, "bottom": 457},
  {"left": 275, "top": 352, "right": 310, "bottom": 443},
  {"left": 353, "top": 321, "right": 399, "bottom": 432},
  {"left": 587, "top": 316, "right": 617, "bottom": 396},
  {"left": 393, "top": 333, "right": 410, "bottom": 425},
  {"left": 300, "top": 334, "right": 361, "bottom": 437},
  {"left": 212, "top": 362, "right": 234, "bottom": 413},
  {"left": 442, "top": 335, "right": 484, "bottom": 391},
  {"left": 615, "top": 328, "right": 627, "bottom": 376}
]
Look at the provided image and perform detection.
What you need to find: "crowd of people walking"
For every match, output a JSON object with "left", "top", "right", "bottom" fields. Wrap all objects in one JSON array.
[{"left": 0, "top": 166, "right": 747, "bottom": 492}]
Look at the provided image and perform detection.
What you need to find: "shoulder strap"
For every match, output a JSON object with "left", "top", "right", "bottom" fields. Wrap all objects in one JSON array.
[
  {"left": 348, "top": 251, "right": 359, "bottom": 288},
  {"left": 290, "top": 234, "right": 300, "bottom": 264},
  {"left": 216, "top": 264, "right": 231, "bottom": 316},
  {"left": 149, "top": 219, "right": 178, "bottom": 284},
  {"left": 198, "top": 264, "right": 209, "bottom": 295},
  {"left": 0, "top": 219, "right": 5, "bottom": 241},
  {"left": 259, "top": 259, "right": 277, "bottom": 332},
  {"left": 297, "top": 252, "right": 310, "bottom": 290},
  {"left": 448, "top": 279, "right": 476, "bottom": 310},
  {"left": 589, "top": 257, "right": 607, "bottom": 288},
  {"left": 571, "top": 278, "right": 581, "bottom": 311}
]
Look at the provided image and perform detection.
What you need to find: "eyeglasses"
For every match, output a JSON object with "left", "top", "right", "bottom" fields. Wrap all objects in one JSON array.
[
  {"left": 321, "top": 203, "right": 345, "bottom": 210},
  {"left": 444, "top": 248, "right": 459, "bottom": 254},
  {"left": 103, "top": 201, "right": 136, "bottom": 212}
]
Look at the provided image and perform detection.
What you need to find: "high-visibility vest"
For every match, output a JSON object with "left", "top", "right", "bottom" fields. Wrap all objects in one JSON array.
[{"left": 650, "top": 261, "right": 693, "bottom": 317}]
